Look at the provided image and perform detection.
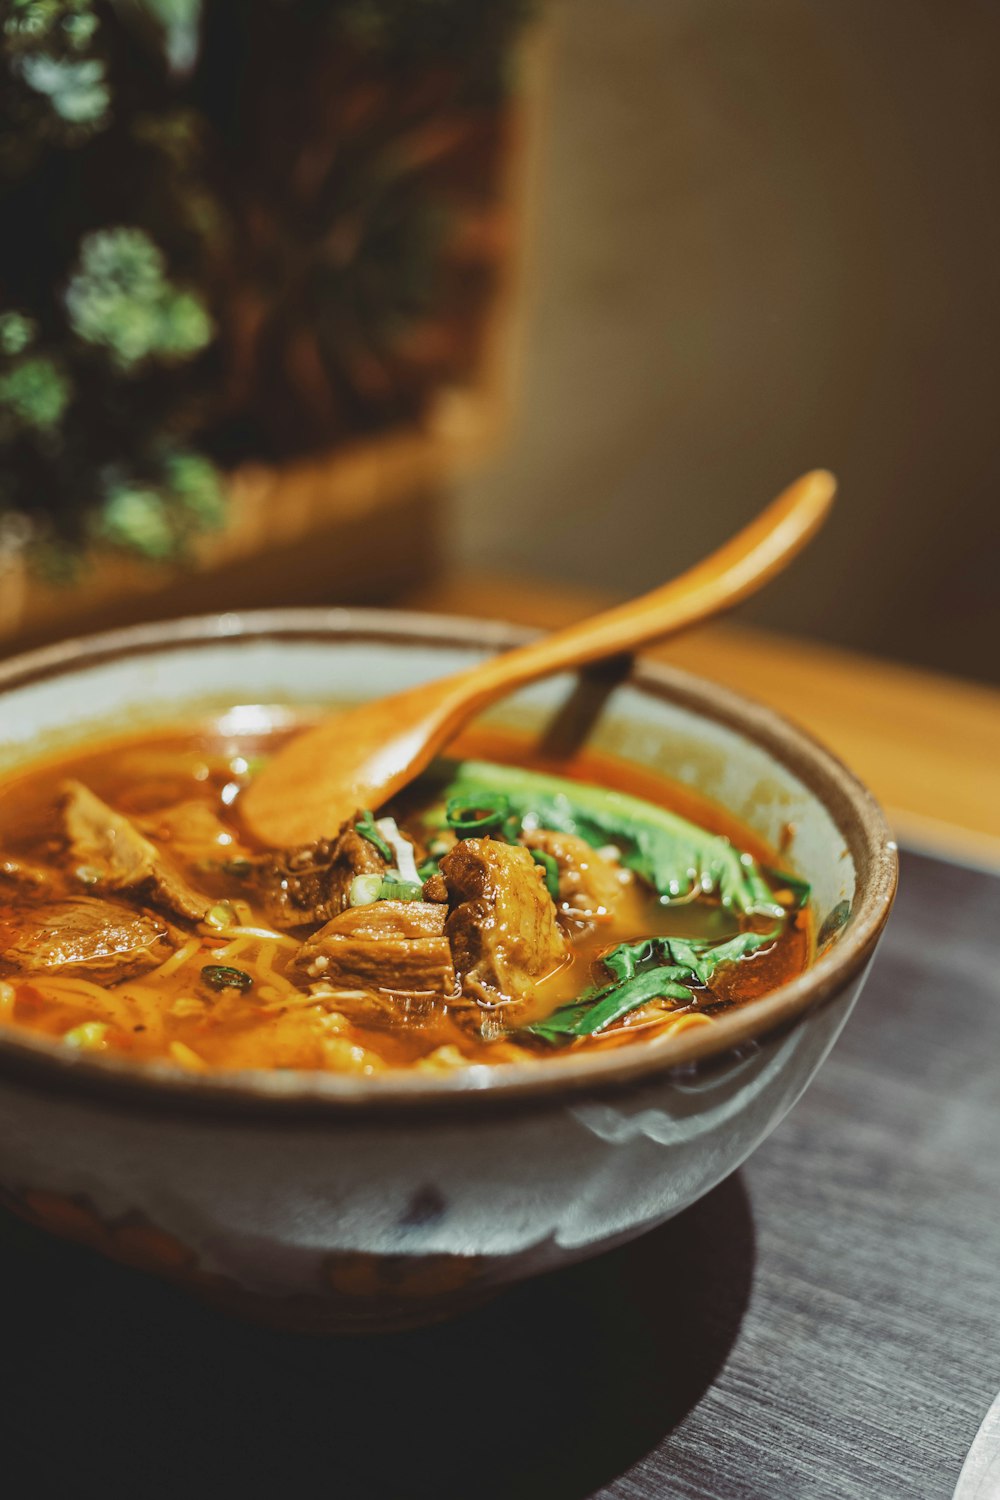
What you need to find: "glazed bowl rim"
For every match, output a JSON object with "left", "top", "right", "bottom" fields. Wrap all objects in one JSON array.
[{"left": 0, "top": 607, "right": 898, "bottom": 1119}]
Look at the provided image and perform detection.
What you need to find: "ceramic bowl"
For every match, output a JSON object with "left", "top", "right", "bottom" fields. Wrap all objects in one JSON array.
[{"left": 0, "top": 609, "right": 897, "bottom": 1332}]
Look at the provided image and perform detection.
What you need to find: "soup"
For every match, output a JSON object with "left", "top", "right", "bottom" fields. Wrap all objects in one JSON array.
[{"left": 0, "top": 718, "right": 811, "bottom": 1074}]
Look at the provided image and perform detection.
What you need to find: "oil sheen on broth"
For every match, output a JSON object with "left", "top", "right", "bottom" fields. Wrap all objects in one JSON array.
[{"left": 0, "top": 717, "right": 811, "bottom": 1076}]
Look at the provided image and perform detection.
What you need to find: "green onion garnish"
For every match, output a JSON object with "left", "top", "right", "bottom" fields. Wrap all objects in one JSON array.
[
  {"left": 349, "top": 873, "right": 384, "bottom": 907},
  {"left": 355, "top": 810, "right": 393, "bottom": 862},
  {"left": 378, "top": 879, "right": 425, "bottom": 902},
  {"left": 201, "top": 964, "right": 253, "bottom": 993},
  {"left": 530, "top": 848, "right": 561, "bottom": 903},
  {"left": 446, "top": 793, "right": 510, "bottom": 837},
  {"left": 204, "top": 901, "right": 237, "bottom": 930}
]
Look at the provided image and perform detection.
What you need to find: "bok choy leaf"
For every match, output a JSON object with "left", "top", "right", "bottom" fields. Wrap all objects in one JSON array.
[
  {"left": 527, "top": 927, "right": 780, "bottom": 1042},
  {"left": 436, "top": 759, "right": 788, "bottom": 917}
]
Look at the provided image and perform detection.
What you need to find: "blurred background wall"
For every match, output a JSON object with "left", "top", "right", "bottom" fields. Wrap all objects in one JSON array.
[{"left": 454, "top": 0, "right": 1000, "bottom": 685}]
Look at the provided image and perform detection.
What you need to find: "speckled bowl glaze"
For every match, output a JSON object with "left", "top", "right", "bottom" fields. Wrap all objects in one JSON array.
[{"left": 0, "top": 610, "right": 897, "bottom": 1332}]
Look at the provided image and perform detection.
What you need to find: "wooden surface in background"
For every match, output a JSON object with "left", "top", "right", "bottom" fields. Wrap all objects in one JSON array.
[{"left": 406, "top": 572, "right": 1000, "bottom": 866}]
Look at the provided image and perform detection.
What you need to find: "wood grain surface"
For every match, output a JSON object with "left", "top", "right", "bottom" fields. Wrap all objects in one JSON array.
[{"left": 1, "top": 849, "right": 997, "bottom": 1498}]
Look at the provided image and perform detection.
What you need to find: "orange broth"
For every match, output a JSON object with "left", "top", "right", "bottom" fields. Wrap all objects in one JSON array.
[{"left": 0, "top": 716, "right": 811, "bottom": 1074}]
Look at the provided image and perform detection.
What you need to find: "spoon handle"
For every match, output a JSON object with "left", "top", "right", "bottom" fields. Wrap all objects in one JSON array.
[{"left": 447, "top": 469, "right": 836, "bottom": 714}]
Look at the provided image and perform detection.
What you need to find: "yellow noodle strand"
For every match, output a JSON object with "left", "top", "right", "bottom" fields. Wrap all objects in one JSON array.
[
  {"left": 118, "top": 985, "right": 167, "bottom": 1041},
  {"left": 30, "top": 974, "right": 122, "bottom": 1005},
  {"left": 169, "top": 1040, "right": 207, "bottom": 1071},
  {"left": 660, "top": 1012, "right": 715, "bottom": 1038},
  {"left": 147, "top": 937, "right": 202, "bottom": 979},
  {"left": 213, "top": 926, "right": 299, "bottom": 953},
  {"left": 28, "top": 978, "right": 134, "bottom": 1030}
]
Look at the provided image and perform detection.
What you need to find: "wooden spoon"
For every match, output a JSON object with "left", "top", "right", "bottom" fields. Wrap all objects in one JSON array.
[{"left": 241, "top": 469, "right": 836, "bottom": 847}]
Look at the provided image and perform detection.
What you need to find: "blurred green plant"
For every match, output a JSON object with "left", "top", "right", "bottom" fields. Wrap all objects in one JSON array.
[
  {"left": 64, "top": 227, "right": 214, "bottom": 370},
  {"left": 0, "top": 0, "right": 533, "bottom": 570}
]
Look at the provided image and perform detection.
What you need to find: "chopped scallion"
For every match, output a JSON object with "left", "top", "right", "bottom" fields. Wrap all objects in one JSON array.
[
  {"left": 375, "top": 817, "right": 420, "bottom": 884},
  {"left": 349, "top": 873, "right": 383, "bottom": 907},
  {"left": 446, "top": 792, "right": 510, "bottom": 837},
  {"left": 201, "top": 964, "right": 253, "bottom": 993},
  {"left": 354, "top": 810, "right": 393, "bottom": 862},
  {"left": 378, "top": 879, "right": 425, "bottom": 902},
  {"left": 530, "top": 848, "right": 561, "bottom": 903},
  {"left": 204, "top": 901, "right": 237, "bottom": 930}
]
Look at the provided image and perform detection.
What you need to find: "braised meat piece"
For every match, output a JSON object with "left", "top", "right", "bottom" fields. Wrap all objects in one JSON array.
[
  {"left": 1, "top": 896, "right": 173, "bottom": 982},
  {"left": 441, "top": 839, "right": 569, "bottom": 1005},
  {"left": 294, "top": 900, "right": 455, "bottom": 994},
  {"left": 422, "top": 871, "right": 449, "bottom": 904},
  {"left": 255, "top": 811, "right": 388, "bottom": 929},
  {"left": 139, "top": 801, "right": 252, "bottom": 868},
  {"left": 521, "top": 828, "right": 624, "bottom": 918},
  {"left": 62, "top": 781, "right": 211, "bottom": 924}
]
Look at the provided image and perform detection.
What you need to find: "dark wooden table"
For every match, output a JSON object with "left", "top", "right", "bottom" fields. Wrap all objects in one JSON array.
[{"left": 3, "top": 848, "right": 998, "bottom": 1499}]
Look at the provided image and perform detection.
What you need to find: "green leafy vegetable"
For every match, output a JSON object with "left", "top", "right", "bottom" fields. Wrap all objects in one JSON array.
[
  {"left": 201, "top": 964, "right": 253, "bottom": 993},
  {"left": 528, "top": 928, "right": 780, "bottom": 1043},
  {"left": 654, "top": 929, "right": 780, "bottom": 987},
  {"left": 529, "top": 968, "right": 696, "bottom": 1042},
  {"left": 436, "top": 759, "right": 789, "bottom": 917},
  {"left": 762, "top": 864, "right": 812, "bottom": 911},
  {"left": 354, "top": 809, "right": 393, "bottom": 862}
]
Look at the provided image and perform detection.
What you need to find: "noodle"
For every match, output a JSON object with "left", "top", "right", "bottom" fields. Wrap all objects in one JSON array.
[
  {"left": 660, "top": 1012, "right": 715, "bottom": 1038},
  {"left": 213, "top": 926, "right": 299, "bottom": 953},
  {"left": 147, "top": 937, "right": 202, "bottom": 979},
  {"left": 116, "top": 985, "right": 167, "bottom": 1041},
  {"left": 32, "top": 974, "right": 122, "bottom": 1006},
  {"left": 169, "top": 1040, "right": 207, "bottom": 1071}
]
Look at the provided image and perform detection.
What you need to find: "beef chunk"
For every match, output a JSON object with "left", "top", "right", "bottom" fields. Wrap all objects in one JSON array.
[
  {"left": 521, "top": 828, "right": 624, "bottom": 917},
  {"left": 441, "top": 839, "right": 569, "bottom": 1005},
  {"left": 139, "top": 801, "right": 252, "bottom": 868},
  {"left": 255, "top": 811, "right": 388, "bottom": 929},
  {"left": 422, "top": 871, "right": 449, "bottom": 903},
  {"left": 1, "top": 897, "right": 173, "bottom": 983},
  {"left": 62, "top": 781, "right": 211, "bottom": 924},
  {"left": 294, "top": 899, "right": 455, "bottom": 994}
]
